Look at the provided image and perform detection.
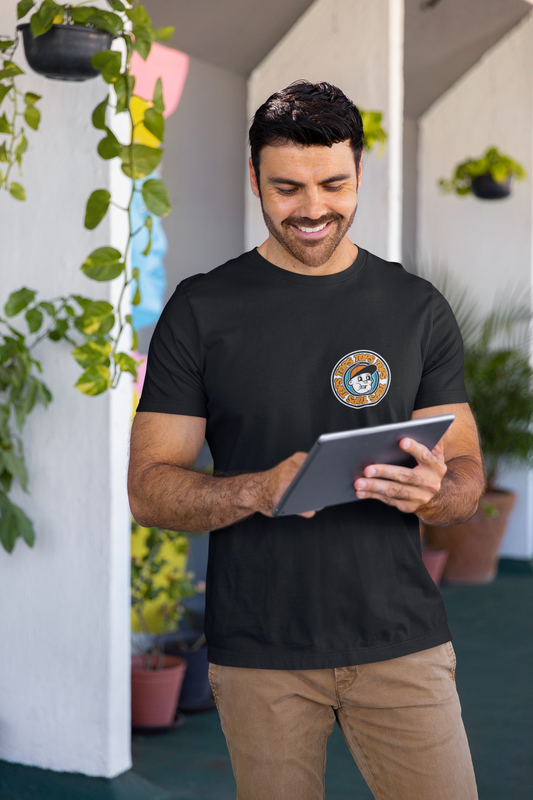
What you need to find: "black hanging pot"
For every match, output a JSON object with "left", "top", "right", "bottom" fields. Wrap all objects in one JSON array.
[
  {"left": 17, "top": 23, "right": 114, "bottom": 81},
  {"left": 471, "top": 173, "right": 511, "bottom": 200}
]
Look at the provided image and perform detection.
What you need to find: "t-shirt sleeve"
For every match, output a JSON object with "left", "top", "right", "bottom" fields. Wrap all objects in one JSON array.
[
  {"left": 413, "top": 287, "right": 469, "bottom": 410},
  {"left": 136, "top": 284, "right": 207, "bottom": 418}
]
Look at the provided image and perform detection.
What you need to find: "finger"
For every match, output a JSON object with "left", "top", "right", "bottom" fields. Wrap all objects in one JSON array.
[
  {"left": 399, "top": 437, "right": 439, "bottom": 465},
  {"left": 355, "top": 478, "right": 414, "bottom": 502},
  {"left": 298, "top": 510, "right": 316, "bottom": 518},
  {"left": 360, "top": 464, "right": 422, "bottom": 484}
]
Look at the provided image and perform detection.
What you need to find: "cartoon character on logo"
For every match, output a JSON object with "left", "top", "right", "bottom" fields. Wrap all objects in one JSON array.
[
  {"left": 331, "top": 350, "right": 391, "bottom": 408},
  {"left": 345, "top": 362, "right": 379, "bottom": 396}
]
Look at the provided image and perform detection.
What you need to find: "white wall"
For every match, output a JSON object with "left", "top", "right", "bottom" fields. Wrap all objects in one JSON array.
[
  {"left": 418, "top": 12, "right": 533, "bottom": 558},
  {"left": 246, "top": 0, "right": 404, "bottom": 264},
  {"left": 0, "top": 1, "right": 131, "bottom": 776}
]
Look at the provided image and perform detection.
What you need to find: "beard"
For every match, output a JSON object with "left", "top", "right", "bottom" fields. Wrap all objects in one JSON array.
[{"left": 260, "top": 201, "right": 357, "bottom": 268}]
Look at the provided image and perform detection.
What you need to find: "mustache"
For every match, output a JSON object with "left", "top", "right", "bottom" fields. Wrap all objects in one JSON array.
[{"left": 283, "top": 214, "right": 340, "bottom": 228}]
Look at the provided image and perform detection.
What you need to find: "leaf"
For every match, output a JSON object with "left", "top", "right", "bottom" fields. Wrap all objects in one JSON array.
[
  {"left": 17, "top": 0, "right": 35, "bottom": 19},
  {"left": 142, "top": 215, "right": 152, "bottom": 255},
  {"left": 36, "top": 381, "right": 52, "bottom": 407},
  {"left": 81, "top": 246, "right": 124, "bottom": 282},
  {"left": 72, "top": 340, "right": 111, "bottom": 368},
  {"left": 24, "top": 104, "right": 40, "bottom": 130},
  {"left": 115, "top": 351, "right": 138, "bottom": 378},
  {"left": 86, "top": 10, "right": 123, "bottom": 36},
  {"left": 0, "top": 60, "right": 24, "bottom": 79},
  {"left": 142, "top": 107, "right": 164, "bottom": 142},
  {"left": 5, "top": 288, "right": 36, "bottom": 317},
  {"left": 9, "top": 182, "right": 26, "bottom": 201},
  {"left": 141, "top": 178, "right": 171, "bottom": 217},
  {"left": 25, "top": 307, "right": 43, "bottom": 333},
  {"left": 24, "top": 91, "right": 40, "bottom": 105},
  {"left": 126, "top": 5, "right": 151, "bottom": 26},
  {"left": 132, "top": 285, "right": 141, "bottom": 305},
  {"left": 131, "top": 25, "right": 152, "bottom": 60},
  {"left": 97, "top": 129, "right": 122, "bottom": 159},
  {"left": 92, "top": 96, "right": 109, "bottom": 130},
  {"left": 114, "top": 74, "right": 135, "bottom": 114},
  {"left": 0, "top": 492, "right": 35, "bottom": 551},
  {"left": 15, "top": 135, "right": 27, "bottom": 157},
  {"left": 0, "top": 114, "right": 12, "bottom": 134},
  {"left": 30, "top": 0, "right": 60, "bottom": 37},
  {"left": 75, "top": 365, "right": 111, "bottom": 396},
  {"left": 0, "top": 40, "right": 15, "bottom": 52},
  {"left": 152, "top": 77, "right": 165, "bottom": 114},
  {"left": 154, "top": 26, "right": 174, "bottom": 41},
  {"left": 39, "top": 301, "right": 56, "bottom": 316},
  {"left": 1, "top": 449, "right": 28, "bottom": 491},
  {"left": 68, "top": 7, "right": 96, "bottom": 25},
  {"left": 48, "top": 318, "right": 68, "bottom": 341},
  {"left": 0, "top": 84, "right": 11, "bottom": 106},
  {"left": 0, "top": 142, "right": 8, "bottom": 162},
  {"left": 106, "top": 0, "right": 125, "bottom": 10},
  {"left": 84, "top": 189, "right": 111, "bottom": 229},
  {"left": 121, "top": 144, "right": 161, "bottom": 179},
  {"left": 90, "top": 50, "right": 122, "bottom": 83}
]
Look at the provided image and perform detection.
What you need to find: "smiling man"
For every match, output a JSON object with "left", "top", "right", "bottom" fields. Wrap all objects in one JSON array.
[{"left": 128, "top": 81, "right": 484, "bottom": 800}]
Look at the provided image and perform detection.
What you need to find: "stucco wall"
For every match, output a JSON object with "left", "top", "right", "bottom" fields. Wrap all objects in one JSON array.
[
  {"left": 418, "top": 12, "right": 533, "bottom": 558},
  {"left": 245, "top": 0, "right": 404, "bottom": 263},
  {"left": 0, "top": 2, "right": 131, "bottom": 777}
]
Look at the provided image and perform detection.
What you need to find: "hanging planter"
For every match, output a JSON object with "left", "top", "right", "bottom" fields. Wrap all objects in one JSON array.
[
  {"left": 438, "top": 146, "right": 526, "bottom": 200},
  {"left": 17, "top": 23, "right": 114, "bottom": 81}
]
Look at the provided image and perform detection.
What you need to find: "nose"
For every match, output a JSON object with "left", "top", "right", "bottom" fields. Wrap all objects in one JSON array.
[{"left": 298, "top": 186, "right": 327, "bottom": 221}]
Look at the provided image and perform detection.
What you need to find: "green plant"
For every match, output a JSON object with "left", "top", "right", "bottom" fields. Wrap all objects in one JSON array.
[
  {"left": 438, "top": 146, "right": 526, "bottom": 196},
  {"left": 360, "top": 109, "right": 387, "bottom": 154},
  {"left": 412, "top": 266, "right": 533, "bottom": 491},
  {"left": 1, "top": 1, "right": 175, "bottom": 553},
  {"left": 131, "top": 522, "right": 205, "bottom": 669}
]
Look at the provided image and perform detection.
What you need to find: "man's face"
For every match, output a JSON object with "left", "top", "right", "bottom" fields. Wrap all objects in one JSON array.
[
  {"left": 349, "top": 372, "right": 373, "bottom": 395},
  {"left": 249, "top": 141, "right": 360, "bottom": 268}
]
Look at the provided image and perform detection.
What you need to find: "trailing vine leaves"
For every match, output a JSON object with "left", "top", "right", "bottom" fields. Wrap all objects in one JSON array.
[{"left": 1, "top": 2, "right": 174, "bottom": 552}]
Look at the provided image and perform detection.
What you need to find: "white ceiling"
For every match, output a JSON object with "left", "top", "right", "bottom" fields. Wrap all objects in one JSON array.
[{"left": 146, "top": 0, "right": 533, "bottom": 118}]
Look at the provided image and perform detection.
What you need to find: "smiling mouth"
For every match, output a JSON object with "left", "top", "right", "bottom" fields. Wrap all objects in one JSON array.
[{"left": 289, "top": 220, "right": 334, "bottom": 238}]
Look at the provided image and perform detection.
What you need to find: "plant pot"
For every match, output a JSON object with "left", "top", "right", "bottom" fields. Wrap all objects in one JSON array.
[
  {"left": 421, "top": 545, "right": 448, "bottom": 585},
  {"left": 424, "top": 490, "right": 516, "bottom": 585},
  {"left": 131, "top": 654, "right": 187, "bottom": 728},
  {"left": 160, "top": 631, "right": 213, "bottom": 711},
  {"left": 17, "top": 23, "right": 114, "bottom": 81},
  {"left": 471, "top": 173, "right": 511, "bottom": 200}
]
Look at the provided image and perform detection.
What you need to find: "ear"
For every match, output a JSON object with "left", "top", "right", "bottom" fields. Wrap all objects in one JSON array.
[
  {"left": 357, "top": 158, "right": 363, "bottom": 190},
  {"left": 249, "top": 157, "right": 260, "bottom": 198}
]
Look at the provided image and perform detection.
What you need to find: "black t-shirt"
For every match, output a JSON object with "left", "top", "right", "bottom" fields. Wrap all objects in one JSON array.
[{"left": 138, "top": 247, "right": 468, "bottom": 669}]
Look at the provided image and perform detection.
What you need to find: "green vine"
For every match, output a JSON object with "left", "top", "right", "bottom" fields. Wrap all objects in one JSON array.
[
  {"left": 438, "top": 146, "right": 527, "bottom": 195},
  {"left": 0, "top": 0, "right": 174, "bottom": 552}
]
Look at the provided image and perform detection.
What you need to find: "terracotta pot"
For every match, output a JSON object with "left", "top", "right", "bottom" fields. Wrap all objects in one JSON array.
[
  {"left": 421, "top": 545, "right": 448, "bottom": 585},
  {"left": 424, "top": 490, "right": 516, "bottom": 585},
  {"left": 131, "top": 654, "right": 187, "bottom": 727}
]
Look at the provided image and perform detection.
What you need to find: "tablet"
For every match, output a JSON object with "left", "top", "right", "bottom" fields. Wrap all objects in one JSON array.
[{"left": 272, "top": 414, "right": 455, "bottom": 517}]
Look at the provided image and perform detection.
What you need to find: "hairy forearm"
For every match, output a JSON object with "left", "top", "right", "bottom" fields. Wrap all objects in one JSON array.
[
  {"left": 129, "top": 463, "right": 269, "bottom": 534},
  {"left": 416, "top": 456, "right": 485, "bottom": 527}
]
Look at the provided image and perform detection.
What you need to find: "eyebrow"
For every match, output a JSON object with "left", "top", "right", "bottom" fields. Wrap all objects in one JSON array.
[{"left": 267, "top": 174, "right": 351, "bottom": 186}]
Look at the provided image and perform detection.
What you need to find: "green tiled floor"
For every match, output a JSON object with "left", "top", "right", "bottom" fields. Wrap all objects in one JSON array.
[{"left": 1, "top": 561, "right": 532, "bottom": 799}]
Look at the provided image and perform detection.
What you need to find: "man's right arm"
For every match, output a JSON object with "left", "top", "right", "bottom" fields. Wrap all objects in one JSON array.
[{"left": 128, "top": 412, "right": 314, "bottom": 533}]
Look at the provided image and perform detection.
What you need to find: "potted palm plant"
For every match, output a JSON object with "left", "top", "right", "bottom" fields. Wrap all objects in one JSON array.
[
  {"left": 131, "top": 522, "right": 205, "bottom": 728},
  {"left": 424, "top": 288, "right": 533, "bottom": 583},
  {"left": 438, "top": 146, "right": 526, "bottom": 200}
]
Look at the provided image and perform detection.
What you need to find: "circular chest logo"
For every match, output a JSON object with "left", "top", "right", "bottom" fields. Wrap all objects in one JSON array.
[{"left": 331, "top": 350, "right": 391, "bottom": 408}]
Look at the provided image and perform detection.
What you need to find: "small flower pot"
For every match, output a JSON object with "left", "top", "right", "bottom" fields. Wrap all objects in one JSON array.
[
  {"left": 471, "top": 173, "right": 511, "bottom": 200},
  {"left": 131, "top": 654, "right": 187, "bottom": 728},
  {"left": 17, "top": 23, "right": 114, "bottom": 82},
  {"left": 160, "top": 631, "right": 214, "bottom": 711}
]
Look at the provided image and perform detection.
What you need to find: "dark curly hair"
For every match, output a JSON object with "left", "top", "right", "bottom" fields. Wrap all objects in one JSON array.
[{"left": 249, "top": 80, "right": 364, "bottom": 184}]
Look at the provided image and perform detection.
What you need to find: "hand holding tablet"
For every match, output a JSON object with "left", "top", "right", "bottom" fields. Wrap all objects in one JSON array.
[{"left": 272, "top": 415, "right": 454, "bottom": 517}]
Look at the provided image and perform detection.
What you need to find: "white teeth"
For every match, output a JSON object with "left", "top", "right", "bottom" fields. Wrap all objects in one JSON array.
[{"left": 296, "top": 222, "right": 328, "bottom": 233}]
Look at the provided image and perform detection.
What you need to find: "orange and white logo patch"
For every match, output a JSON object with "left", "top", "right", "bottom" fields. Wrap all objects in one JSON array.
[{"left": 331, "top": 350, "right": 391, "bottom": 408}]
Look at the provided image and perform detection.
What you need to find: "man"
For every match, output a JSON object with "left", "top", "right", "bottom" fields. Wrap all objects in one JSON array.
[{"left": 129, "top": 81, "right": 484, "bottom": 800}]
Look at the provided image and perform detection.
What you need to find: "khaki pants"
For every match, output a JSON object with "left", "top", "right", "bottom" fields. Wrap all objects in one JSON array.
[{"left": 208, "top": 643, "right": 478, "bottom": 800}]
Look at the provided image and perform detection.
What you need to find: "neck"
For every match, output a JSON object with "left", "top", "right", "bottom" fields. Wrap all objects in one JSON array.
[{"left": 257, "top": 236, "right": 358, "bottom": 276}]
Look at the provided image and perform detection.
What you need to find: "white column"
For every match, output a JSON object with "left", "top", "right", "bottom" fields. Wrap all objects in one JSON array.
[
  {"left": 245, "top": 0, "right": 405, "bottom": 263},
  {"left": 0, "top": 0, "right": 131, "bottom": 776}
]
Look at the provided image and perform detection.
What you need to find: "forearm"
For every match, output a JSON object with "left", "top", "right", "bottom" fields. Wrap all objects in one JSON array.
[
  {"left": 129, "top": 463, "right": 267, "bottom": 533},
  {"left": 416, "top": 455, "right": 485, "bottom": 527}
]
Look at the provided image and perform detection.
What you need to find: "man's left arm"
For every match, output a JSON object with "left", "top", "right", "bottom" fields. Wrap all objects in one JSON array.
[{"left": 353, "top": 403, "right": 485, "bottom": 526}]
